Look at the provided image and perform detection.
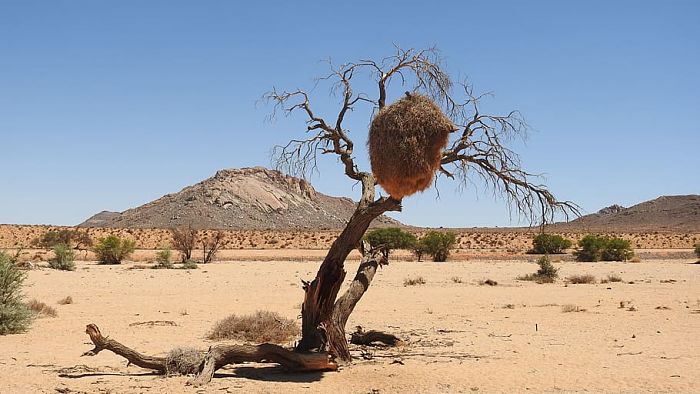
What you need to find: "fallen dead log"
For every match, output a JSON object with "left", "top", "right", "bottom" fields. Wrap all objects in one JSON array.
[
  {"left": 81, "top": 323, "right": 337, "bottom": 385},
  {"left": 350, "top": 326, "right": 401, "bottom": 346}
]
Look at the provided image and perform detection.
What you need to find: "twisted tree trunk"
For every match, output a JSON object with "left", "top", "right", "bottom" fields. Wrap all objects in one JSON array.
[{"left": 296, "top": 180, "right": 401, "bottom": 361}]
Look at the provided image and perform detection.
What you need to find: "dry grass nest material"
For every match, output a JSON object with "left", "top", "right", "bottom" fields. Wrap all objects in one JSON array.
[
  {"left": 207, "top": 310, "right": 299, "bottom": 343},
  {"left": 165, "top": 347, "right": 205, "bottom": 375},
  {"left": 369, "top": 93, "right": 456, "bottom": 199}
]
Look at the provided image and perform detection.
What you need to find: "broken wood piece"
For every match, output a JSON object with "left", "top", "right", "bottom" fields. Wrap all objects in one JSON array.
[
  {"left": 81, "top": 324, "right": 337, "bottom": 386},
  {"left": 350, "top": 326, "right": 401, "bottom": 346}
]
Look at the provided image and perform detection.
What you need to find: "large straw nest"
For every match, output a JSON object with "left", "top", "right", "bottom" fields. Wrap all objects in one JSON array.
[{"left": 369, "top": 93, "right": 455, "bottom": 199}]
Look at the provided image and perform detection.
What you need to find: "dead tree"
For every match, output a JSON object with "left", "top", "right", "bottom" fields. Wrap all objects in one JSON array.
[
  {"left": 170, "top": 226, "right": 197, "bottom": 262},
  {"left": 201, "top": 231, "right": 223, "bottom": 264},
  {"left": 264, "top": 46, "right": 579, "bottom": 361},
  {"left": 79, "top": 46, "right": 578, "bottom": 383}
]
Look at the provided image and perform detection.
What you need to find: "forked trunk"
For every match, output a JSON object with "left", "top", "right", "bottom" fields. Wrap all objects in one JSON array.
[{"left": 296, "top": 196, "right": 401, "bottom": 361}]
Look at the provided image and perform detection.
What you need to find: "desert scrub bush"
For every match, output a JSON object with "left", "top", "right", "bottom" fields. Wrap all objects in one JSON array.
[
  {"left": 0, "top": 251, "right": 33, "bottom": 334},
  {"left": 181, "top": 259, "right": 198, "bottom": 269},
  {"left": 530, "top": 233, "right": 572, "bottom": 254},
  {"left": 48, "top": 243, "right": 75, "bottom": 271},
  {"left": 574, "top": 235, "right": 607, "bottom": 262},
  {"left": 153, "top": 247, "right": 174, "bottom": 269},
  {"left": 418, "top": 231, "right": 456, "bottom": 262},
  {"left": 601, "top": 274, "right": 623, "bottom": 283},
  {"left": 403, "top": 276, "right": 426, "bottom": 286},
  {"left": 92, "top": 235, "right": 136, "bottom": 264},
  {"left": 364, "top": 227, "right": 416, "bottom": 255},
  {"left": 517, "top": 255, "right": 559, "bottom": 283},
  {"left": 694, "top": 243, "right": 700, "bottom": 260},
  {"left": 57, "top": 296, "right": 73, "bottom": 305},
  {"left": 33, "top": 229, "right": 92, "bottom": 250},
  {"left": 207, "top": 310, "right": 299, "bottom": 343},
  {"left": 601, "top": 237, "right": 634, "bottom": 261},
  {"left": 567, "top": 274, "right": 596, "bottom": 284},
  {"left": 26, "top": 299, "right": 58, "bottom": 317},
  {"left": 575, "top": 235, "right": 634, "bottom": 262}
]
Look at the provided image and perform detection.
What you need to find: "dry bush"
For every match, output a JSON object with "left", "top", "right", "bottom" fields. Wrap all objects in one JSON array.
[
  {"left": 601, "top": 274, "right": 623, "bottom": 284},
  {"left": 451, "top": 276, "right": 463, "bottom": 283},
  {"left": 561, "top": 304, "right": 586, "bottom": 313},
  {"left": 479, "top": 279, "right": 498, "bottom": 286},
  {"left": 171, "top": 227, "right": 197, "bottom": 262},
  {"left": 165, "top": 347, "right": 205, "bottom": 375},
  {"left": 403, "top": 276, "right": 426, "bottom": 286},
  {"left": 567, "top": 274, "right": 596, "bottom": 284},
  {"left": 26, "top": 299, "right": 58, "bottom": 317},
  {"left": 57, "top": 296, "right": 73, "bottom": 305},
  {"left": 369, "top": 93, "right": 455, "bottom": 199},
  {"left": 207, "top": 311, "right": 299, "bottom": 343}
]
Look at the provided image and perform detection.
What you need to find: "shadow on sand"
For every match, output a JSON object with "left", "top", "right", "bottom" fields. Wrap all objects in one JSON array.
[{"left": 214, "top": 365, "right": 325, "bottom": 383}]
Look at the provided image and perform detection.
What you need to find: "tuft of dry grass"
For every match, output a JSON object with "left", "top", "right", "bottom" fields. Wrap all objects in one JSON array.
[
  {"left": 567, "top": 274, "right": 597, "bottom": 284},
  {"left": 601, "top": 274, "right": 623, "bottom": 284},
  {"left": 207, "top": 310, "right": 299, "bottom": 343},
  {"left": 26, "top": 299, "right": 58, "bottom": 317},
  {"left": 451, "top": 276, "right": 463, "bottom": 284},
  {"left": 57, "top": 296, "right": 73, "bottom": 305},
  {"left": 561, "top": 304, "right": 586, "bottom": 313},
  {"left": 403, "top": 276, "right": 426, "bottom": 286}
]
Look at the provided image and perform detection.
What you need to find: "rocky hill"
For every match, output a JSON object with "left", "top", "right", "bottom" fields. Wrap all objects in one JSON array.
[
  {"left": 79, "top": 167, "right": 404, "bottom": 230},
  {"left": 554, "top": 195, "right": 700, "bottom": 232}
]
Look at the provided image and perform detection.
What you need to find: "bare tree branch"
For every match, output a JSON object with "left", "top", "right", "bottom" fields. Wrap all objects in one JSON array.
[
  {"left": 440, "top": 84, "right": 580, "bottom": 225},
  {"left": 265, "top": 46, "right": 579, "bottom": 225}
]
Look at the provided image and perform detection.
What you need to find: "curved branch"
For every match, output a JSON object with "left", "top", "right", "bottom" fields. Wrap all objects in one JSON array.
[{"left": 440, "top": 85, "right": 580, "bottom": 225}]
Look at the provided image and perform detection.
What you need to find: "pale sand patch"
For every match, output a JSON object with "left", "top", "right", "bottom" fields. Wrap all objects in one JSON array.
[{"left": 0, "top": 258, "right": 698, "bottom": 393}]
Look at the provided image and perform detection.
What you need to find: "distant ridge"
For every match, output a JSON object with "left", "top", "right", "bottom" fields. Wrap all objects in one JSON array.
[
  {"left": 552, "top": 195, "right": 700, "bottom": 232},
  {"left": 79, "top": 167, "right": 404, "bottom": 230}
]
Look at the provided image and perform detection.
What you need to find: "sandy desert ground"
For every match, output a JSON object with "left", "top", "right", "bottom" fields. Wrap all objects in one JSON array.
[{"left": 1, "top": 255, "right": 698, "bottom": 393}]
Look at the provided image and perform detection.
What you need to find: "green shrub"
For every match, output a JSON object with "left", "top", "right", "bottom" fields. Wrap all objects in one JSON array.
[
  {"left": 517, "top": 255, "right": 559, "bottom": 283},
  {"left": 530, "top": 233, "right": 572, "bottom": 254},
  {"left": 695, "top": 243, "right": 700, "bottom": 259},
  {"left": 364, "top": 228, "right": 416, "bottom": 254},
  {"left": 0, "top": 251, "right": 33, "bottom": 334},
  {"left": 154, "top": 247, "right": 174, "bottom": 269},
  {"left": 48, "top": 243, "right": 76, "bottom": 271},
  {"left": 601, "top": 238, "right": 634, "bottom": 261},
  {"left": 575, "top": 235, "right": 634, "bottom": 262},
  {"left": 181, "top": 259, "right": 198, "bottom": 270},
  {"left": 92, "top": 235, "right": 136, "bottom": 264},
  {"left": 574, "top": 235, "right": 607, "bottom": 262},
  {"left": 418, "top": 231, "right": 456, "bottom": 262}
]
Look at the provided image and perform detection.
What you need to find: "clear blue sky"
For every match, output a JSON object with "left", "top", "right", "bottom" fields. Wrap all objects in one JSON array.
[{"left": 1, "top": 0, "right": 698, "bottom": 227}]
